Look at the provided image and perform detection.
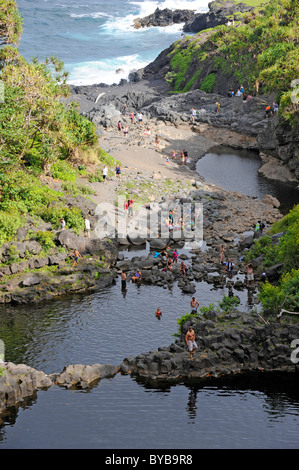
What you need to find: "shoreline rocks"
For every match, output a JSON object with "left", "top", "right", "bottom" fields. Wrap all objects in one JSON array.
[
  {"left": 133, "top": 7, "right": 196, "bottom": 29},
  {"left": 2, "top": 306, "right": 298, "bottom": 417},
  {"left": 119, "top": 309, "right": 299, "bottom": 383}
]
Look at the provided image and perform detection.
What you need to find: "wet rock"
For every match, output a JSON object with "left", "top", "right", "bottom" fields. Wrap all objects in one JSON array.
[{"left": 54, "top": 364, "right": 119, "bottom": 389}]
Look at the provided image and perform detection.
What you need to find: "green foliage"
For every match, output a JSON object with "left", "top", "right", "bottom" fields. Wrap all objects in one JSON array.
[
  {"left": 169, "top": 42, "right": 196, "bottom": 92},
  {"left": 0, "top": 170, "right": 62, "bottom": 214},
  {"left": 39, "top": 205, "right": 84, "bottom": 234},
  {"left": 245, "top": 205, "right": 299, "bottom": 314},
  {"left": 218, "top": 296, "right": 240, "bottom": 313},
  {"left": 0, "top": 211, "right": 25, "bottom": 246},
  {"left": 165, "top": 0, "right": 299, "bottom": 125},
  {"left": 61, "top": 182, "right": 95, "bottom": 196},
  {"left": 177, "top": 311, "right": 197, "bottom": 332},
  {"left": 0, "top": 0, "right": 23, "bottom": 45},
  {"left": 246, "top": 205, "right": 299, "bottom": 272},
  {"left": 199, "top": 303, "right": 218, "bottom": 315},
  {"left": 199, "top": 73, "right": 216, "bottom": 93},
  {"left": 1, "top": 244, "right": 19, "bottom": 265},
  {"left": 258, "top": 269, "right": 299, "bottom": 314},
  {"left": 51, "top": 160, "right": 77, "bottom": 182},
  {"left": 34, "top": 231, "right": 56, "bottom": 252}
]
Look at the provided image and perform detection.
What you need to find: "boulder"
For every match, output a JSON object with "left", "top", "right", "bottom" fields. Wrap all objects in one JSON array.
[
  {"left": 55, "top": 363, "right": 119, "bottom": 389},
  {"left": 262, "top": 194, "right": 280, "bottom": 208}
]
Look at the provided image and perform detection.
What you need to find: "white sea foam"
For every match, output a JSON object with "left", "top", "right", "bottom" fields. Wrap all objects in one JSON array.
[
  {"left": 130, "top": 0, "right": 210, "bottom": 17},
  {"left": 103, "top": 0, "right": 209, "bottom": 34},
  {"left": 66, "top": 54, "right": 151, "bottom": 86},
  {"left": 70, "top": 12, "right": 111, "bottom": 19}
]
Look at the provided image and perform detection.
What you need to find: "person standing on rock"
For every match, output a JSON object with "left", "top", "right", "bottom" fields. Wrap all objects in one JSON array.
[
  {"left": 216, "top": 101, "right": 221, "bottom": 114},
  {"left": 190, "top": 297, "right": 199, "bottom": 314},
  {"left": 124, "top": 125, "right": 128, "bottom": 138},
  {"left": 84, "top": 217, "right": 91, "bottom": 238},
  {"left": 246, "top": 263, "right": 254, "bottom": 287},
  {"left": 225, "top": 259, "right": 234, "bottom": 279},
  {"left": 128, "top": 198, "right": 134, "bottom": 217},
  {"left": 60, "top": 218, "right": 66, "bottom": 230},
  {"left": 117, "top": 120, "right": 122, "bottom": 132},
  {"left": 130, "top": 111, "right": 134, "bottom": 124},
  {"left": 180, "top": 261, "right": 188, "bottom": 277},
  {"left": 115, "top": 164, "right": 121, "bottom": 182},
  {"left": 70, "top": 249, "right": 83, "bottom": 268},
  {"left": 185, "top": 325, "right": 197, "bottom": 359},
  {"left": 102, "top": 165, "right": 108, "bottom": 183},
  {"left": 137, "top": 112, "right": 143, "bottom": 125}
]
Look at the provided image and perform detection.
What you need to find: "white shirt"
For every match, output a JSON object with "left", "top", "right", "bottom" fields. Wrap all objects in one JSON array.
[
  {"left": 103, "top": 167, "right": 108, "bottom": 176},
  {"left": 84, "top": 219, "right": 90, "bottom": 230}
]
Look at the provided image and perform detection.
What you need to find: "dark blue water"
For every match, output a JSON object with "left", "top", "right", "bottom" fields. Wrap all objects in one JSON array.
[{"left": 17, "top": 0, "right": 209, "bottom": 85}]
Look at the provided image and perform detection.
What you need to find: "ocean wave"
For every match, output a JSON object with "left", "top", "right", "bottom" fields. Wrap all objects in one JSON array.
[
  {"left": 130, "top": 0, "right": 210, "bottom": 17},
  {"left": 70, "top": 12, "right": 111, "bottom": 19},
  {"left": 66, "top": 54, "right": 151, "bottom": 86},
  {"left": 102, "top": 0, "right": 209, "bottom": 34}
]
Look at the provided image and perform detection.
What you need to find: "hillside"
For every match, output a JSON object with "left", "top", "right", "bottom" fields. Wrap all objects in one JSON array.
[{"left": 141, "top": 0, "right": 298, "bottom": 126}]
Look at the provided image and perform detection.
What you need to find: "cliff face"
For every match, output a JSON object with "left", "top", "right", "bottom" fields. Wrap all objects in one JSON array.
[{"left": 183, "top": 0, "right": 254, "bottom": 33}]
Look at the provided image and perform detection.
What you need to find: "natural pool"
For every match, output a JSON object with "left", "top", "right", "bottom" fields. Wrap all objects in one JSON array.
[{"left": 0, "top": 147, "right": 298, "bottom": 449}]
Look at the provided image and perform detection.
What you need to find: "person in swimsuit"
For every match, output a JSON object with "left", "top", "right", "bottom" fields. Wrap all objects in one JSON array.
[
  {"left": 190, "top": 297, "right": 199, "bottom": 314},
  {"left": 121, "top": 271, "right": 127, "bottom": 290},
  {"left": 132, "top": 269, "right": 142, "bottom": 282},
  {"left": 185, "top": 326, "right": 197, "bottom": 359},
  {"left": 70, "top": 249, "right": 83, "bottom": 267}
]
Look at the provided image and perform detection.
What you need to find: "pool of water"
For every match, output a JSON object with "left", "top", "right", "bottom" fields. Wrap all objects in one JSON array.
[
  {"left": 1, "top": 145, "right": 299, "bottom": 449},
  {"left": 196, "top": 146, "right": 299, "bottom": 214},
  {"left": 0, "top": 278, "right": 299, "bottom": 449}
]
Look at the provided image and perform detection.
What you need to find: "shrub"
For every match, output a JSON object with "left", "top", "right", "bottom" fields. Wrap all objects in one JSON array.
[
  {"left": 199, "top": 73, "right": 216, "bottom": 93},
  {"left": 51, "top": 160, "right": 77, "bottom": 182},
  {"left": 218, "top": 296, "right": 240, "bottom": 313},
  {"left": 259, "top": 269, "right": 299, "bottom": 315},
  {"left": 34, "top": 231, "right": 56, "bottom": 251}
]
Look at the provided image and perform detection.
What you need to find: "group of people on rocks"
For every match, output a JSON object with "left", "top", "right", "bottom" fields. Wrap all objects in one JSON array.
[{"left": 265, "top": 101, "right": 279, "bottom": 118}]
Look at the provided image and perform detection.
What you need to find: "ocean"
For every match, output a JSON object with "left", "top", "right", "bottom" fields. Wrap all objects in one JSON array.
[{"left": 17, "top": 0, "right": 209, "bottom": 86}]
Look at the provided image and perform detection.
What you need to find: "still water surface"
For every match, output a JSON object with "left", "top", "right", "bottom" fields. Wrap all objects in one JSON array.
[
  {"left": 0, "top": 279, "right": 298, "bottom": 449},
  {"left": 0, "top": 148, "right": 299, "bottom": 449},
  {"left": 196, "top": 146, "right": 299, "bottom": 214}
]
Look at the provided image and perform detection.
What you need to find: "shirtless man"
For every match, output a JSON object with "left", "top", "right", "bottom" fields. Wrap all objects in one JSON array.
[
  {"left": 185, "top": 326, "right": 197, "bottom": 359},
  {"left": 121, "top": 271, "right": 127, "bottom": 290},
  {"left": 190, "top": 297, "right": 199, "bottom": 314},
  {"left": 71, "top": 249, "right": 83, "bottom": 267}
]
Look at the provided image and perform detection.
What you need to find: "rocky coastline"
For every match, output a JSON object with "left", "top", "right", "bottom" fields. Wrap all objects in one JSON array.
[{"left": 131, "top": 1, "right": 256, "bottom": 33}]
